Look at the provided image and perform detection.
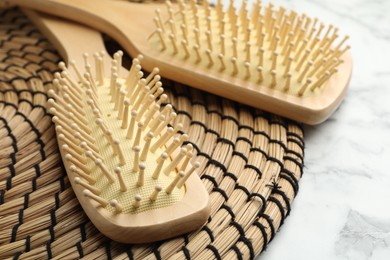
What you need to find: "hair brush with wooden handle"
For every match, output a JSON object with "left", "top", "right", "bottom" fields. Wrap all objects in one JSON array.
[
  {"left": 5, "top": 0, "right": 352, "bottom": 124},
  {"left": 22, "top": 9, "right": 210, "bottom": 244}
]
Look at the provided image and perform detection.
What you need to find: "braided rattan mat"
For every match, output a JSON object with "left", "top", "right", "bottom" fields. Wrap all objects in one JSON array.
[{"left": 0, "top": 8, "right": 305, "bottom": 260}]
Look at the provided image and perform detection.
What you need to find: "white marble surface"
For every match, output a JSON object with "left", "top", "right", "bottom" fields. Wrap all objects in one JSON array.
[
  {"left": 217, "top": 0, "right": 390, "bottom": 259},
  {"left": 243, "top": 0, "right": 390, "bottom": 259}
]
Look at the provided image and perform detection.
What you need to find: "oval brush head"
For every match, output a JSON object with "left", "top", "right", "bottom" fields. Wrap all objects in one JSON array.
[
  {"left": 149, "top": 0, "right": 352, "bottom": 123},
  {"left": 47, "top": 51, "right": 210, "bottom": 244}
]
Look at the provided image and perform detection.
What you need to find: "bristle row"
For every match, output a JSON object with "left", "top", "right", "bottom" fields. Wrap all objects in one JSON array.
[
  {"left": 49, "top": 50, "right": 199, "bottom": 214},
  {"left": 152, "top": 0, "right": 349, "bottom": 96}
]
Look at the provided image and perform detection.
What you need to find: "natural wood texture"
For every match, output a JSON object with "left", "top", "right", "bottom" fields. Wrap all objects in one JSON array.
[
  {"left": 22, "top": 9, "right": 210, "bottom": 244},
  {"left": 5, "top": 0, "right": 352, "bottom": 124}
]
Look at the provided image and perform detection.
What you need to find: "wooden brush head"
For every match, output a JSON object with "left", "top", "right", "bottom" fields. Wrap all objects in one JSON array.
[
  {"left": 149, "top": 0, "right": 352, "bottom": 124},
  {"left": 48, "top": 51, "right": 210, "bottom": 244}
]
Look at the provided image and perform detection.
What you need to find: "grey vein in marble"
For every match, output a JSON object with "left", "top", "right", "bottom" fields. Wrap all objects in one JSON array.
[{"left": 335, "top": 210, "right": 390, "bottom": 260}]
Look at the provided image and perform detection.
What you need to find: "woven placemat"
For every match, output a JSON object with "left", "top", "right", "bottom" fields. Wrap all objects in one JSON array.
[{"left": 0, "top": 7, "right": 305, "bottom": 260}]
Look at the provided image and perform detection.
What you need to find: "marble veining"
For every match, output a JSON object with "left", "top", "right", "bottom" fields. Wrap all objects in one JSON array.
[
  {"left": 217, "top": 0, "right": 390, "bottom": 259},
  {"left": 335, "top": 210, "right": 390, "bottom": 260}
]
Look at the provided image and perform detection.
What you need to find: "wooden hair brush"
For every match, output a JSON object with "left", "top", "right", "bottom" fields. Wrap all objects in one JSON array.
[
  {"left": 22, "top": 9, "right": 210, "bottom": 244},
  {"left": 5, "top": 0, "right": 352, "bottom": 124}
]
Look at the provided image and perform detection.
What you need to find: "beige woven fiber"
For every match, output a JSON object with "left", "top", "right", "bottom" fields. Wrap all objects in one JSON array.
[{"left": 0, "top": 7, "right": 304, "bottom": 260}]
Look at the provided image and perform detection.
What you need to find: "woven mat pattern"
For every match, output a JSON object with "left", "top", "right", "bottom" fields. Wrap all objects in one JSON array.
[{"left": 0, "top": 8, "right": 304, "bottom": 259}]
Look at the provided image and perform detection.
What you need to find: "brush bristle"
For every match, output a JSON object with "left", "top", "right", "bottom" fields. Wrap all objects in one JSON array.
[
  {"left": 48, "top": 50, "right": 198, "bottom": 214},
  {"left": 150, "top": 0, "right": 349, "bottom": 96}
]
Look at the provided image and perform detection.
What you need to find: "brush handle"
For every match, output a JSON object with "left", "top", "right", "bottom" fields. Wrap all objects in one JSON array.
[
  {"left": 8, "top": 0, "right": 156, "bottom": 58},
  {"left": 22, "top": 8, "right": 129, "bottom": 78},
  {"left": 22, "top": 9, "right": 106, "bottom": 64}
]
